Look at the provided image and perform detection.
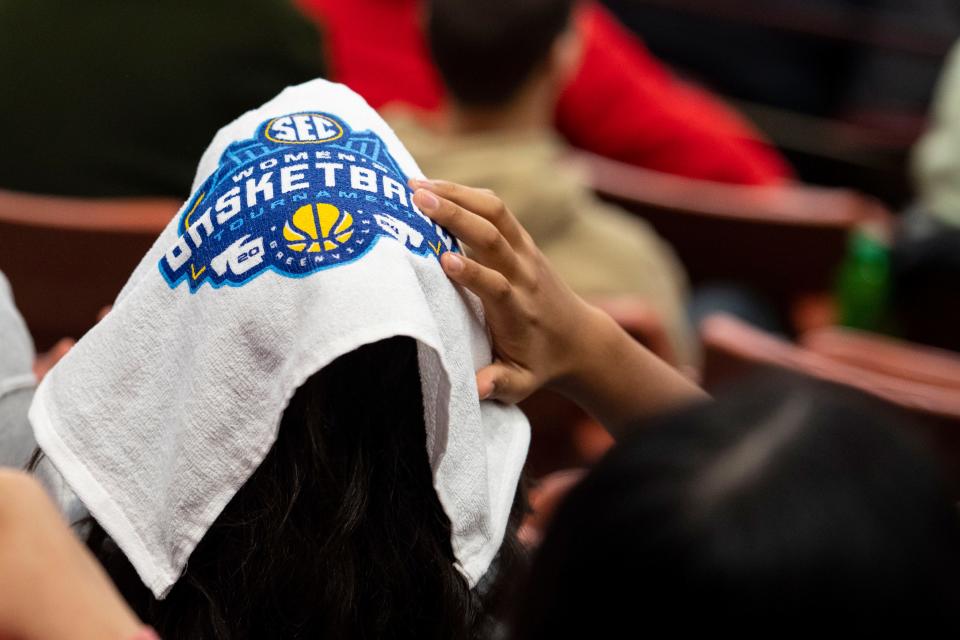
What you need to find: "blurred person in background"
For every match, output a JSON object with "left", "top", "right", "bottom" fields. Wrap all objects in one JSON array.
[
  {"left": 509, "top": 375, "right": 960, "bottom": 636},
  {"left": 402, "top": 184, "right": 960, "bottom": 634},
  {"left": 0, "top": 0, "right": 325, "bottom": 199},
  {"left": 0, "top": 271, "right": 37, "bottom": 467},
  {"left": 388, "top": 0, "right": 697, "bottom": 366},
  {"left": 0, "top": 271, "right": 69, "bottom": 468},
  {"left": 892, "top": 40, "right": 960, "bottom": 352},
  {"left": 912, "top": 41, "right": 960, "bottom": 233},
  {"left": 297, "top": 0, "right": 792, "bottom": 185}
]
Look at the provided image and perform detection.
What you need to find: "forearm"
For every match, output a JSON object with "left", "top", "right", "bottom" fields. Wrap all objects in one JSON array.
[
  {"left": 409, "top": 179, "right": 711, "bottom": 428},
  {"left": 0, "top": 471, "right": 144, "bottom": 640},
  {"left": 553, "top": 306, "right": 708, "bottom": 439}
]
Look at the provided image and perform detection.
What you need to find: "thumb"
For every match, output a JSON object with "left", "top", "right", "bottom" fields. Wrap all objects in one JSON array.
[{"left": 476, "top": 360, "right": 538, "bottom": 404}]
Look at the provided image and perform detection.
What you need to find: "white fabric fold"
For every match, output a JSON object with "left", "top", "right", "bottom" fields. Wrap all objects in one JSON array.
[{"left": 29, "top": 79, "right": 529, "bottom": 598}]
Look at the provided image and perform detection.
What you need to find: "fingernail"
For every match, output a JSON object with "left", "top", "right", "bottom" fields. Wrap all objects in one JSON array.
[
  {"left": 416, "top": 189, "right": 440, "bottom": 211},
  {"left": 442, "top": 252, "right": 464, "bottom": 274},
  {"left": 479, "top": 381, "right": 495, "bottom": 400}
]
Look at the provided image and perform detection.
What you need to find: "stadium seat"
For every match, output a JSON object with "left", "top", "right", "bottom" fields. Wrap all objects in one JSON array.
[
  {"left": 605, "top": 0, "right": 950, "bottom": 204},
  {"left": 575, "top": 151, "right": 894, "bottom": 324},
  {"left": 0, "top": 189, "right": 179, "bottom": 349},
  {"left": 701, "top": 313, "right": 960, "bottom": 490},
  {"left": 616, "top": 0, "right": 956, "bottom": 57},
  {"left": 801, "top": 326, "right": 960, "bottom": 392}
]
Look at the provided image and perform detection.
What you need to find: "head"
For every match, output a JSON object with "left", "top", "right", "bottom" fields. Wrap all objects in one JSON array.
[
  {"left": 892, "top": 225, "right": 960, "bottom": 352},
  {"left": 511, "top": 374, "right": 960, "bottom": 637},
  {"left": 81, "top": 336, "right": 525, "bottom": 639},
  {"left": 426, "top": 0, "right": 581, "bottom": 125}
]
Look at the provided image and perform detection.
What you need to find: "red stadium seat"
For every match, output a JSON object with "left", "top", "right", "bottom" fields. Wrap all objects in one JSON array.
[
  {"left": 701, "top": 313, "right": 960, "bottom": 490},
  {"left": 0, "top": 189, "right": 179, "bottom": 349},
  {"left": 801, "top": 326, "right": 960, "bottom": 392},
  {"left": 574, "top": 151, "right": 894, "bottom": 325}
]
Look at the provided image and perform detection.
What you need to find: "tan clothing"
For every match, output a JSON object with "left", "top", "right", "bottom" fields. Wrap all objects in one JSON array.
[
  {"left": 914, "top": 41, "right": 960, "bottom": 229},
  {"left": 387, "top": 114, "right": 695, "bottom": 364}
]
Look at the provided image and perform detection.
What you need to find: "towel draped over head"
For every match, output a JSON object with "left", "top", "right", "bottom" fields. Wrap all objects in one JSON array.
[{"left": 29, "top": 79, "right": 530, "bottom": 599}]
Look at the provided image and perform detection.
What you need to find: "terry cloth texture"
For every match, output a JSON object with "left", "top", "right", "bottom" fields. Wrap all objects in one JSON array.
[{"left": 30, "top": 79, "right": 530, "bottom": 599}]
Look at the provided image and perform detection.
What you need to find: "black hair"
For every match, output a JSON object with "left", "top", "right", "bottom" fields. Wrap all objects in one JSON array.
[
  {"left": 892, "top": 225, "right": 960, "bottom": 352},
  {"left": 510, "top": 373, "right": 960, "bottom": 636},
  {"left": 71, "top": 336, "right": 525, "bottom": 639},
  {"left": 426, "top": 0, "right": 576, "bottom": 107}
]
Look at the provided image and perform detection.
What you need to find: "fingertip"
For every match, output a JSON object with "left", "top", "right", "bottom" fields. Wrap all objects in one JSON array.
[
  {"left": 440, "top": 251, "right": 464, "bottom": 275},
  {"left": 480, "top": 381, "right": 495, "bottom": 401},
  {"left": 413, "top": 188, "right": 440, "bottom": 212},
  {"left": 477, "top": 373, "right": 495, "bottom": 400}
]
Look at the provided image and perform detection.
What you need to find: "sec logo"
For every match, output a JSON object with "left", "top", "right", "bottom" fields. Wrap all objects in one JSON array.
[
  {"left": 159, "top": 111, "right": 459, "bottom": 292},
  {"left": 265, "top": 114, "right": 343, "bottom": 144}
]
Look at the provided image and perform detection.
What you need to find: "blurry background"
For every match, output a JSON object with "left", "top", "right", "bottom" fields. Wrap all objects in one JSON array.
[{"left": 604, "top": 0, "right": 960, "bottom": 206}]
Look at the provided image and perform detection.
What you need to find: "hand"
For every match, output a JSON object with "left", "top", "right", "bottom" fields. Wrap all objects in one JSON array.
[
  {"left": 33, "top": 338, "right": 75, "bottom": 382},
  {"left": 411, "top": 179, "right": 602, "bottom": 404},
  {"left": 410, "top": 179, "right": 708, "bottom": 434}
]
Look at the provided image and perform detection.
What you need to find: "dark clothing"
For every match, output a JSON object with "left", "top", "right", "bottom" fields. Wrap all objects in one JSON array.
[
  {"left": 0, "top": 0, "right": 325, "bottom": 198},
  {"left": 892, "top": 211, "right": 960, "bottom": 352}
]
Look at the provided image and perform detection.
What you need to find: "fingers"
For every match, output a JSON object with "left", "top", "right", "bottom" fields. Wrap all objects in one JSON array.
[
  {"left": 439, "top": 252, "right": 513, "bottom": 305},
  {"left": 410, "top": 179, "right": 524, "bottom": 247},
  {"left": 414, "top": 189, "right": 518, "bottom": 274},
  {"left": 476, "top": 361, "right": 538, "bottom": 404}
]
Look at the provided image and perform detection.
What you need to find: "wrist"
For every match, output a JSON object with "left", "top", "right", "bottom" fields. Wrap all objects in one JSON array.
[{"left": 549, "top": 303, "right": 624, "bottom": 397}]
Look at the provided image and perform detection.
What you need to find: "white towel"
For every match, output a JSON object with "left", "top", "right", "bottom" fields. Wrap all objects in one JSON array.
[{"left": 28, "top": 79, "right": 530, "bottom": 599}]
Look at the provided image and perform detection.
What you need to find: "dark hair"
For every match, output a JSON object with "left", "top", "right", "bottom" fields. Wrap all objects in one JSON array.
[
  {"left": 510, "top": 374, "right": 960, "bottom": 636},
  {"left": 78, "top": 337, "right": 525, "bottom": 639},
  {"left": 426, "top": 0, "right": 576, "bottom": 106},
  {"left": 892, "top": 224, "right": 960, "bottom": 352}
]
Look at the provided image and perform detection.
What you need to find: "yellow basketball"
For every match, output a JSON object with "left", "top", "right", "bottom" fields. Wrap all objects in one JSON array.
[{"left": 283, "top": 203, "right": 354, "bottom": 253}]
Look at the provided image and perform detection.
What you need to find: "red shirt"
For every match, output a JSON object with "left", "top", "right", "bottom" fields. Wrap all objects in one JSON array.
[{"left": 297, "top": 0, "right": 791, "bottom": 185}]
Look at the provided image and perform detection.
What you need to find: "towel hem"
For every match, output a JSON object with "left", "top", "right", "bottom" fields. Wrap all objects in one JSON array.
[{"left": 30, "top": 396, "right": 178, "bottom": 597}]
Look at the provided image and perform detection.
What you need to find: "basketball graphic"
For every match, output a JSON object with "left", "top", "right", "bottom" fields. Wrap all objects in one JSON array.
[
  {"left": 160, "top": 111, "right": 457, "bottom": 292},
  {"left": 283, "top": 203, "right": 354, "bottom": 252}
]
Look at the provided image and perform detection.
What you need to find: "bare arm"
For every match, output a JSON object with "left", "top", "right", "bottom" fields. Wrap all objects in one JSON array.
[
  {"left": 0, "top": 470, "right": 146, "bottom": 640},
  {"left": 410, "top": 179, "right": 707, "bottom": 438}
]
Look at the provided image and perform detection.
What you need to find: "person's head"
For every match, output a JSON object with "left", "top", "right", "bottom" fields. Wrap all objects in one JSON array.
[
  {"left": 81, "top": 337, "right": 525, "bottom": 639},
  {"left": 511, "top": 374, "right": 960, "bottom": 636},
  {"left": 426, "top": 0, "right": 581, "bottom": 120},
  {"left": 893, "top": 225, "right": 960, "bottom": 352}
]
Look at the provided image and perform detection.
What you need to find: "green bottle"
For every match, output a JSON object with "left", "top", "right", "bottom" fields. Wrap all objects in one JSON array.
[{"left": 837, "top": 225, "right": 891, "bottom": 332}]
